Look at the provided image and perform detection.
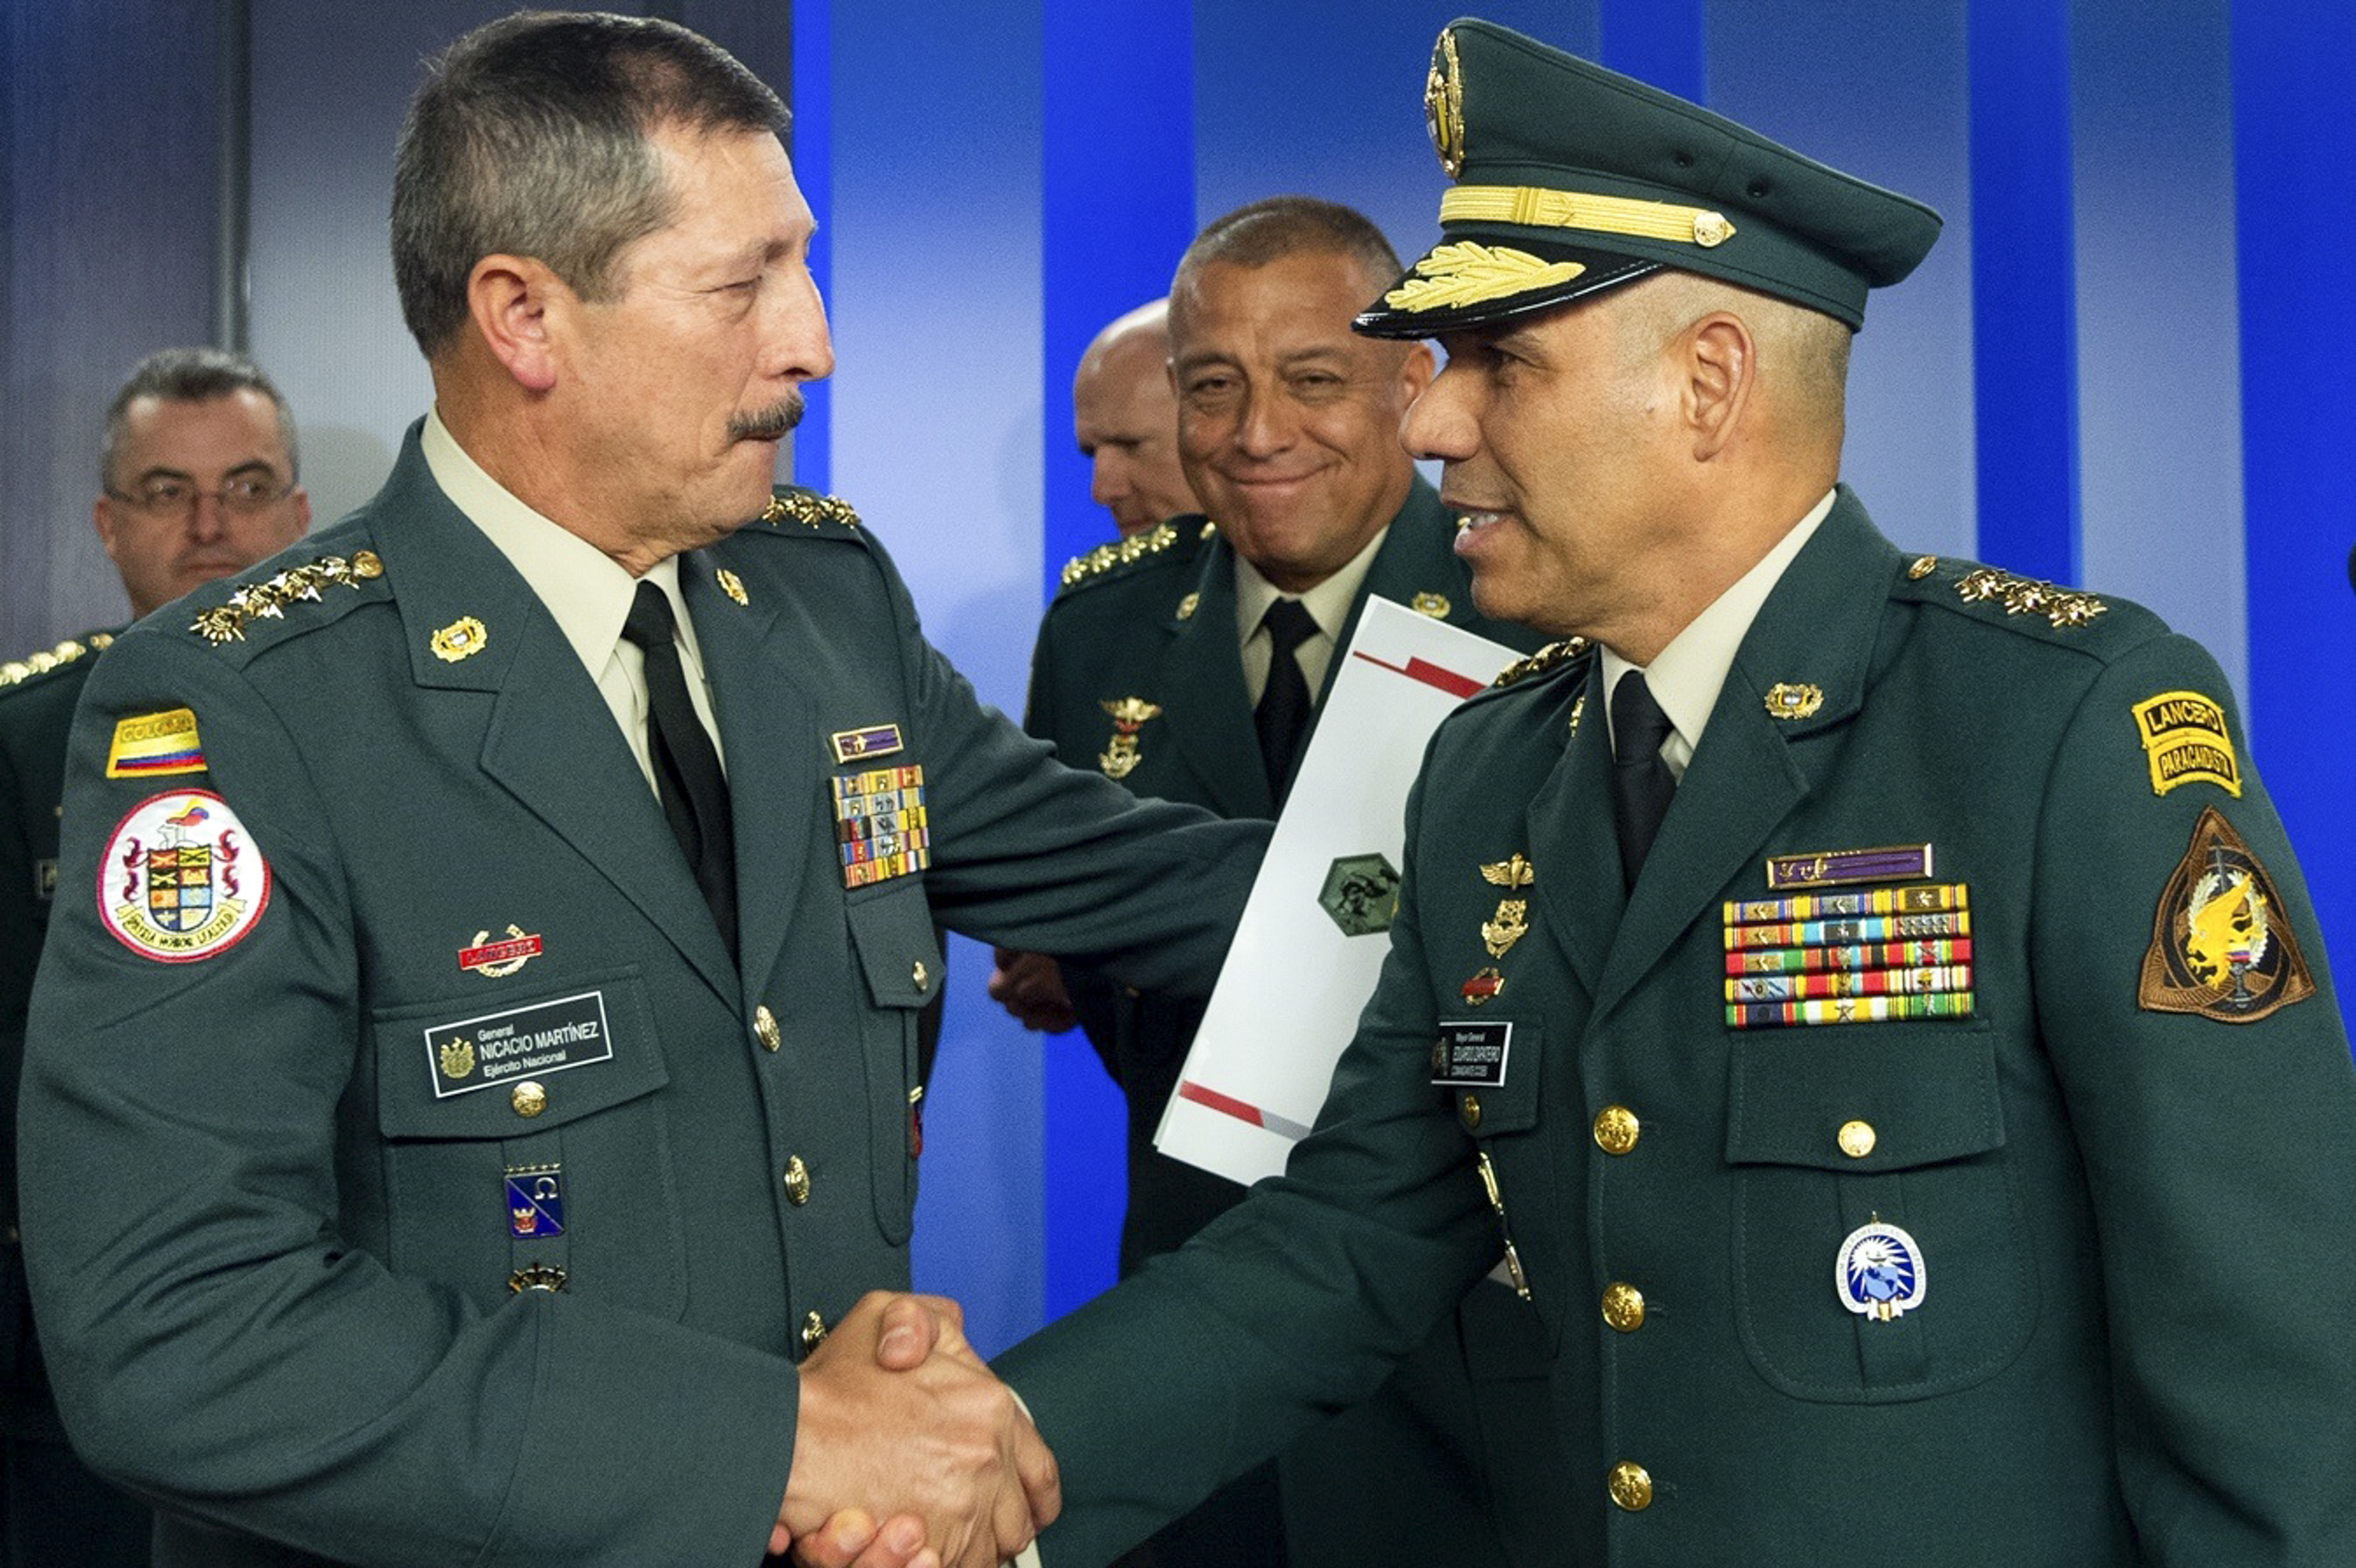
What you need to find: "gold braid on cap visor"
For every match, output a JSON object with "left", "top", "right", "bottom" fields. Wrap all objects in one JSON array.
[{"left": 1440, "top": 185, "right": 1736, "bottom": 248}]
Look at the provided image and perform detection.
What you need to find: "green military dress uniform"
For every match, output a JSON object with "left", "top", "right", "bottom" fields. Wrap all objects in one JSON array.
[
  {"left": 17, "top": 428, "right": 1264, "bottom": 1568},
  {"left": 1026, "top": 477, "right": 1542, "bottom": 1566},
  {"left": 1003, "top": 19, "right": 2356, "bottom": 1563},
  {"left": 1027, "top": 477, "right": 1538, "bottom": 1271},
  {"left": 1, "top": 634, "right": 152, "bottom": 1567},
  {"left": 1001, "top": 488, "right": 2356, "bottom": 1566}
]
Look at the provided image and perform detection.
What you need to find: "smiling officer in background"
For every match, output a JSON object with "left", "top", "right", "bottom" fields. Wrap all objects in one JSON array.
[
  {"left": 16, "top": 14, "right": 1264, "bottom": 1568},
  {"left": 1005, "top": 195, "right": 1542, "bottom": 1568}
]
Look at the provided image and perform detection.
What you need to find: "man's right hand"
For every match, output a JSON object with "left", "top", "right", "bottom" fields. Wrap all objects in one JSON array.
[
  {"left": 986, "top": 950, "right": 1078, "bottom": 1034},
  {"left": 779, "top": 1292, "right": 1059, "bottom": 1568}
]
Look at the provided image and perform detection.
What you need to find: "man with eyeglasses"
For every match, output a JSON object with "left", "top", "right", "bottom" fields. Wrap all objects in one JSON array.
[
  {"left": 90, "top": 348, "right": 313, "bottom": 623},
  {"left": 0, "top": 346, "right": 307, "bottom": 1566}
]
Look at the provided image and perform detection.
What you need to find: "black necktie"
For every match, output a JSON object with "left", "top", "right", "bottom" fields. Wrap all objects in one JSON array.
[
  {"left": 1255, "top": 598, "right": 1319, "bottom": 806},
  {"left": 621, "top": 580, "right": 737, "bottom": 955},
  {"left": 1611, "top": 670, "right": 1677, "bottom": 889}
]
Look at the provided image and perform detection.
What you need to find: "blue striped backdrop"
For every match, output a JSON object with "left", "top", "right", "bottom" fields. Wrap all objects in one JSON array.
[{"left": 792, "top": 0, "right": 2356, "bottom": 1354}]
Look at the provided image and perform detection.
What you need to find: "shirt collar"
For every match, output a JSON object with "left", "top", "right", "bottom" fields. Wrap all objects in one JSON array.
[
  {"left": 1601, "top": 488, "right": 1835, "bottom": 771},
  {"left": 421, "top": 408, "right": 698, "bottom": 671},
  {"left": 1231, "top": 523, "right": 1391, "bottom": 643}
]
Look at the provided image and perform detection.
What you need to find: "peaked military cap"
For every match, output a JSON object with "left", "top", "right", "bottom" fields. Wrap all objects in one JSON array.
[{"left": 1355, "top": 17, "right": 1943, "bottom": 337}]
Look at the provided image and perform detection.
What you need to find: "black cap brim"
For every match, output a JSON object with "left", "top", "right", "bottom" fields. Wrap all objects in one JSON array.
[{"left": 1354, "top": 238, "right": 1660, "bottom": 338}]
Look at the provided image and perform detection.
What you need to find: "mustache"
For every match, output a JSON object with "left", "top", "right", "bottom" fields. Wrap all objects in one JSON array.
[{"left": 729, "top": 393, "right": 804, "bottom": 443}]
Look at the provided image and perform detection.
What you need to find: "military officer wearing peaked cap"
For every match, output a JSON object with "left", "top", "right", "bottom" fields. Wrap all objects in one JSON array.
[
  {"left": 960, "top": 17, "right": 2356, "bottom": 1566},
  {"left": 1011, "top": 195, "right": 1546, "bottom": 1568},
  {"left": 16, "top": 13, "right": 1265, "bottom": 1568}
]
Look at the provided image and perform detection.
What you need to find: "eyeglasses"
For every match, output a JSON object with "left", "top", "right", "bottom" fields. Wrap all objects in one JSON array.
[{"left": 106, "top": 473, "right": 294, "bottom": 516}]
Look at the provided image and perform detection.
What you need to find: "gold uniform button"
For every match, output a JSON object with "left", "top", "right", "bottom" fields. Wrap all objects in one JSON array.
[
  {"left": 1601, "top": 1281, "right": 1646, "bottom": 1332},
  {"left": 912, "top": 959, "right": 929, "bottom": 992},
  {"left": 1459, "top": 1093, "right": 1483, "bottom": 1131},
  {"left": 1593, "top": 1105, "right": 1639, "bottom": 1155},
  {"left": 1838, "top": 1119, "right": 1877, "bottom": 1158},
  {"left": 510, "top": 1080, "right": 547, "bottom": 1118},
  {"left": 754, "top": 1005, "right": 782, "bottom": 1052},
  {"left": 1608, "top": 1460, "right": 1653, "bottom": 1512},
  {"left": 783, "top": 1155, "right": 812, "bottom": 1206},
  {"left": 801, "top": 1310, "right": 829, "bottom": 1351}
]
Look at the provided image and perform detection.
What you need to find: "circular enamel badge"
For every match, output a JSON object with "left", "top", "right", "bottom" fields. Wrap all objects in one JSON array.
[
  {"left": 97, "top": 789, "right": 271, "bottom": 962},
  {"left": 1835, "top": 1220, "right": 1927, "bottom": 1322}
]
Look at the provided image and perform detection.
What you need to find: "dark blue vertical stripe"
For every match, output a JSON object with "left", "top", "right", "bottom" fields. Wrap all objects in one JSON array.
[
  {"left": 1040, "top": 0, "right": 1197, "bottom": 605},
  {"left": 2231, "top": 1, "right": 2356, "bottom": 1036},
  {"left": 788, "top": 0, "right": 831, "bottom": 493},
  {"left": 1598, "top": 0, "right": 1706, "bottom": 98},
  {"left": 1039, "top": 0, "right": 1196, "bottom": 1318},
  {"left": 1966, "top": 0, "right": 2078, "bottom": 583}
]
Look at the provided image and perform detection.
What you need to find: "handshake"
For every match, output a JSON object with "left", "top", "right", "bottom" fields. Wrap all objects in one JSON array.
[{"left": 776, "top": 1292, "right": 1059, "bottom": 1568}]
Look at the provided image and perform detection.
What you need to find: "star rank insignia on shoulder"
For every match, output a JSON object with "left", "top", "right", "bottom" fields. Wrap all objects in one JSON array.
[
  {"left": 1901, "top": 554, "right": 2109, "bottom": 631},
  {"left": 189, "top": 551, "right": 385, "bottom": 646},
  {"left": 1, "top": 632, "right": 114, "bottom": 689},
  {"left": 1490, "top": 637, "right": 1592, "bottom": 688},
  {"left": 761, "top": 488, "right": 862, "bottom": 532},
  {"left": 1056, "top": 519, "right": 1200, "bottom": 593}
]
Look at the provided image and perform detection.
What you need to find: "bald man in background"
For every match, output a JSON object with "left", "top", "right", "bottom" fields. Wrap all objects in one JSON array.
[{"left": 1071, "top": 300, "right": 1196, "bottom": 542}]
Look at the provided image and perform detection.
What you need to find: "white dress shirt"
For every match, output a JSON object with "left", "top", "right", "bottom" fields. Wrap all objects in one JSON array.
[
  {"left": 1232, "top": 524, "right": 1390, "bottom": 705},
  {"left": 1599, "top": 488, "right": 1836, "bottom": 780},
  {"left": 421, "top": 410, "right": 726, "bottom": 795}
]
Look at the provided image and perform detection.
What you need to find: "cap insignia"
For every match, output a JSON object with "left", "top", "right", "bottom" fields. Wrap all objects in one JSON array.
[
  {"left": 1440, "top": 185, "right": 1736, "bottom": 250},
  {"left": 190, "top": 553, "right": 382, "bottom": 646},
  {"left": 1385, "top": 241, "right": 1587, "bottom": 315},
  {"left": 1425, "top": 27, "right": 1466, "bottom": 178}
]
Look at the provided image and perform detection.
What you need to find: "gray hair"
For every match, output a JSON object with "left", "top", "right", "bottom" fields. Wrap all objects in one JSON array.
[
  {"left": 390, "top": 10, "right": 788, "bottom": 356},
  {"left": 102, "top": 347, "right": 299, "bottom": 489},
  {"left": 1170, "top": 196, "right": 1405, "bottom": 331}
]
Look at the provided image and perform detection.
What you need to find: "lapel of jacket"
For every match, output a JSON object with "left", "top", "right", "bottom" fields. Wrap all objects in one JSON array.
[
  {"left": 1158, "top": 532, "right": 1273, "bottom": 817},
  {"left": 1521, "top": 654, "right": 1620, "bottom": 1000},
  {"left": 369, "top": 435, "right": 739, "bottom": 1005},
  {"left": 1590, "top": 489, "right": 1896, "bottom": 1022},
  {"left": 679, "top": 546, "right": 816, "bottom": 1009}
]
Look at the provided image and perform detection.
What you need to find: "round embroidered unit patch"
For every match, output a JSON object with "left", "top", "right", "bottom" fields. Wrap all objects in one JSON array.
[{"left": 97, "top": 789, "right": 271, "bottom": 962}]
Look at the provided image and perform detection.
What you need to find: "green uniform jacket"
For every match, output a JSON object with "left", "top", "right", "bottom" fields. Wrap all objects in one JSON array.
[
  {"left": 1024, "top": 477, "right": 1538, "bottom": 1269},
  {"left": 2, "top": 636, "right": 107, "bottom": 1430},
  {"left": 2, "top": 634, "right": 154, "bottom": 1563},
  {"left": 20, "top": 429, "right": 1265, "bottom": 1568},
  {"left": 1025, "top": 479, "right": 1541, "bottom": 1566},
  {"left": 1000, "top": 488, "right": 2356, "bottom": 1566}
]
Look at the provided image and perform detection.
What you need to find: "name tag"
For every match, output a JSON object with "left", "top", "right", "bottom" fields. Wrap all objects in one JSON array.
[
  {"left": 426, "top": 990, "right": 614, "bottom": 1098},
  {"left": 1432, "top": 1021, "right": 1511, "bottom": 1087}
]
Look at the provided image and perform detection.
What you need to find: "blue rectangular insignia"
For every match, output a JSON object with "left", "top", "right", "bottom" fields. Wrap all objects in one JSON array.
[
  {"left": 831, "top": 722, "right": 905, "bottom": 764},
  {"left": 506, "top": 1165, "right": 565, "bottom": 1237}
]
